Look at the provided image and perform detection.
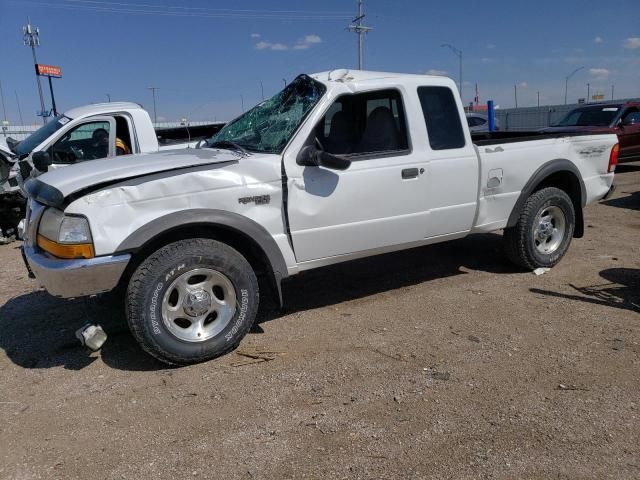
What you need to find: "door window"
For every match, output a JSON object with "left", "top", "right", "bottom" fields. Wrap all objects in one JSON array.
[
  {"left": 418, "top": 87, "right": 466, "bottom": 150},
  {"left": 50, "top": 121, "right": 112, "bottom": 164},
  {"left": 314, "top": 89, "right": 409, "bottom": 157}
]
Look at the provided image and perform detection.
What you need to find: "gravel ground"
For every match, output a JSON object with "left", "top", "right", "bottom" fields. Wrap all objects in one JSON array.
[{"left": 0, "top": 165, "right": 638, "bottom": 480}]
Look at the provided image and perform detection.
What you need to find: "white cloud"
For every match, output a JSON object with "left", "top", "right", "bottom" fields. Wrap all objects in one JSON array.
[
  {"left": 425, "top": 69, "right": 447, "bottom": 76},
  {"left": 589, "top": 68, "right": 610, "bottom": 80},
  {"left": 254, "top": 34, "right": 321, "bottom": 52},
  {"left": 624, "top": 37, "right": 640, "bottom": 49},
  {"left": 519, "top": 82, "right": 528, "bottom": 88},
  {"left": 250, "top": 33, "right": 261, "bottom": 38},
  {"left": 293, "top": 34, "right": 322, "bottom": 50},
  {"left": 594, "top": 36, "right": 603, "bottom": 44}
]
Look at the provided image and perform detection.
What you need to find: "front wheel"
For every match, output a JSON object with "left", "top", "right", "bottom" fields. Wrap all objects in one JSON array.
[
  {"left": 126, "top": 238, "right": 259, "bottom": 365},
  {"left": 504, "top": 187, "right": 576, "bottom": 270}
]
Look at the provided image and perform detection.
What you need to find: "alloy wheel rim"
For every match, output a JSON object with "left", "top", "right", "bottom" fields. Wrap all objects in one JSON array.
[
  {"left": 161, "top": 267, "right": 237, "bottom": 342},
  {"left": 532, "top": 205, "right": 566, "bottom": 255}
]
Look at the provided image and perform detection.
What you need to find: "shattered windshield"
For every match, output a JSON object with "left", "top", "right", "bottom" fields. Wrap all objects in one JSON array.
[
  {"left": 15, "top": 115, "right": 70, "bottom": 157},
  {"left": 206, "top": 74, "right": 326, "bottom": 154}
]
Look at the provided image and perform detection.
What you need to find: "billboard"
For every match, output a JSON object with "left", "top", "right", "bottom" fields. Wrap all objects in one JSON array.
[{"left": 35, "top": 64, "right": 62, "bottom": 77}]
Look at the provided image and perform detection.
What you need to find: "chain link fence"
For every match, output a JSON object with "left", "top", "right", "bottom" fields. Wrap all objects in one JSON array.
[{"left": 494, "top": 98, "right": 640, "bottom": 131}]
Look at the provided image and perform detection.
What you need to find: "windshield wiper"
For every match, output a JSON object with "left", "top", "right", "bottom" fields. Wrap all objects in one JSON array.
[{"left": 206, "top": 140, "right": 250, "bottom": 156}]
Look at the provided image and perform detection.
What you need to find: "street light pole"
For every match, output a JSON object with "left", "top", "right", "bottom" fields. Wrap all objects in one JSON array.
[
  {"left": 147, "top": 87, "right": 159, "bottom": 123},
  {"left": 586, "top": 83, "right": 590, "bottom": 104},
  {"left": 106, "top": 93, "right": 111, "bottom": 102},
  {"left": 441, "top": 43, "right": 462, "bottom": 101},
  {"left": 23, "top": 19, "right": 47, "bottom": 124},
  {"left": 260, "top": 81, "right": 264, "bottom": 101},
  {"left": 564, "top": 66, "right": 584, "bottom": 105}
]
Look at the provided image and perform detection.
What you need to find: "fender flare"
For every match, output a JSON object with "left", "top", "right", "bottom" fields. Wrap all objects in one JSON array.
[
  {"left": 115, "top": 209, "right": 288, "bottom": 305},
  {"left": 506, "top": 159, "right": 586, "bottom": 235}
]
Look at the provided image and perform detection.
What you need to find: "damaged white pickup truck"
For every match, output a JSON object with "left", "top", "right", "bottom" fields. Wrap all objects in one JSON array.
[{"left": 22, "top": 70, "right": 618, "bottom": 365}]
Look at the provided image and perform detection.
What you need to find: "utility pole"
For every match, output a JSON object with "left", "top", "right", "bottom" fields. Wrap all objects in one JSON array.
[
  {"left": 260, "top": 81, "right": 264, "bottom": 101},
  {"left": 514, "top": 84, "right": 518, "bottom": 108},
  {"left": 147, "top": 87, "right": 159, "bottom": 123},
  {"left": 537, "top": 91, "right": 540, "bottom": 107},
  {"left": 0, "top": 80, "right": 7, "bottom": 123},
  {"left": 240, "top": 94, "right": 244, "bottom": 112},
  {"left": 348, "top": 0, "right": 372, "bottom": 70},
  {"left": 23, "top": 19, "right": 47, "bottom": 124},
  {"left": 106, "top": 93, "right": 111, "bottom": 102},
  {"left": 586, "top": 83, "right": 590, "bottom": 103},
  {"left": 564, "top": 66, "right": 584, "bottom": 105},
  {"left": 282, "top": 78, "right": 287, "bottom": 88},
  {"left": 441, "top": 44, "right": 462, "bottom": 101},
  {"left": 611, "top": 85, "right": 615, "bottom": 100},
  {"left": 15, "top": 90, "right": 25, "bottom": 125}
]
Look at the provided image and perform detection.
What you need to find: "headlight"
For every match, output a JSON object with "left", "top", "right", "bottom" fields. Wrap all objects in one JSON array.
[{"left": 37, "top": 208, "right": 94, "bottom": 259}]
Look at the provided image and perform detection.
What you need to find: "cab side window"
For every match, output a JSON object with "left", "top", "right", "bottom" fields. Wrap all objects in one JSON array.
[
  {"left": 50, "top": 121, "right": 111, "bottom": 164},
  {"left": 315, "top": 89, "right": 409, "bottom": 157},
  {"left": 417, "top": 86, "right": 466, "bottom": 150}
]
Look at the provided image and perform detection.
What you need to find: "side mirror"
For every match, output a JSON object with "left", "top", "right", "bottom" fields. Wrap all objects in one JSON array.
[
  {"left": 296, "top": 145, "right": 351, "bottom": 171},
  {"left": 32, "top": 151, "right": 52, "bottom": 172}
]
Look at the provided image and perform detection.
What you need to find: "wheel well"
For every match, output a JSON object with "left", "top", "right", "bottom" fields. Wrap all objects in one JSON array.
[
  {"left": 531, "top": 170, "right": 584, "bottom": 238},
  {"left": 118, "top": 223, "right": 281, "bottom": 305}
]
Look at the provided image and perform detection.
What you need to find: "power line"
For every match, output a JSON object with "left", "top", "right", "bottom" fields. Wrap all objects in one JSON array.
[
  {"left": 14, "top": 1, "right": 352, "bottom": 20},
  {"left": 65, "top": 0, "right": 353, "bottom": 15}
]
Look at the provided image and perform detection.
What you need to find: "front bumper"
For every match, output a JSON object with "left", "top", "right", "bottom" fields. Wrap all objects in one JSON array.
[{"left": 24, "top": 245, "right": 130, "bottom": 298}]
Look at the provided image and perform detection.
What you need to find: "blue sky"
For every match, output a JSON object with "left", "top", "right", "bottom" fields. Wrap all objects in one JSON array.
[{"left": 0, "top": 0, "right": 638, "bottom": 124}]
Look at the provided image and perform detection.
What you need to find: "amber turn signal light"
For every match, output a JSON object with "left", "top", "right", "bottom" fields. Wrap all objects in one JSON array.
[{"left": 37, "top": 234, "right": 95, "bottom": 259}]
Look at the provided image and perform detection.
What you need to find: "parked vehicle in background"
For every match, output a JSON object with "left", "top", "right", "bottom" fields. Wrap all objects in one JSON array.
[
  {"left": 22, "top": 70, "right": 617, "bottom": 366},
  {"left": 542, "top": 102, "right": 640, "bottom": 163},
  {"left": 0, "top": 102, "right": 225, "bottom": 232},
  {"left": 466, "top": 112, "right": 500, "bottom": 132}
]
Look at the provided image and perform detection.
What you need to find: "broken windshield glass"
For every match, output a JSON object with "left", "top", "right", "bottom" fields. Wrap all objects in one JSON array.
[{"left": 206, "top": 74, "right": 326, "bottom": 154}]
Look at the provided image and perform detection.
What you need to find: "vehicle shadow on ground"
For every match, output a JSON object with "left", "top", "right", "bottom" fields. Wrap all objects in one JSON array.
[
  {"left": 0, "top": 233, "right": 521, "bottom": 371},
  {"left": 530, "top": 268, "right": 640, "bottom": 314},
  {"left": 601, "top": 190, "right": 640, "bottom": 211}
]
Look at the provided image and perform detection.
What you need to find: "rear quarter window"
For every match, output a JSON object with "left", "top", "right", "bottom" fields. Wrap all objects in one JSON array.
[{"left": 417, "top": 86, "right": 466, "bottom": 150}]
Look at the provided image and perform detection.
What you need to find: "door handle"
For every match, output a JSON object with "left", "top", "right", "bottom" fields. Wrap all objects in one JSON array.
[{"left": 401, "top": 168, "right": 419, "bottom": 179}]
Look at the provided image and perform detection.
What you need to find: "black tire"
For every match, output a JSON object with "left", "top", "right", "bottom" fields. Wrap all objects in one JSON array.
[
  {"left": 126, "top": 238, "right": 259, "bottom": 365},
  {"left": 504, "top": 187, "right": 575, "bottom": 270}
]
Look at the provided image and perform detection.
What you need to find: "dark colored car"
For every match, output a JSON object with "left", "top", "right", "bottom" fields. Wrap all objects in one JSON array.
[{"left": 542, "top": 102, "right": 640, "bottom": 163}]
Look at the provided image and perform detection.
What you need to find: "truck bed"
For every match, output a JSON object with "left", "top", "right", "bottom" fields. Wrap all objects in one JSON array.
[{"left": 472, "top": 130, "right": 611, "bottom": 146}]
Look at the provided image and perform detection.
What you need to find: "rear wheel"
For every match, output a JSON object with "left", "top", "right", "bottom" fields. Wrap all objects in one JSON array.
[
  {"left": 126, "top": 238, "right": 259, "bottom": 365},
  {"left": 504, "top": 187, "right": 575, "bottom": 270}
]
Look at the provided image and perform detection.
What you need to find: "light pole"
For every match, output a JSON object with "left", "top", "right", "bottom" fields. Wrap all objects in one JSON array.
[
  {"left": 282, "top": 78, "right": 287, "bottom": 88},
  {"left": 564, "top": 66, "right": 584, "bottom": 105},
  {"left": 23, "top": 19, "right": 47, "bottom": 124},
  {"left": 147, "top": 87, "right": 159, "bottom": 123},
  {"left": 586, "top": 83, "right": 590, "bottom": 104},
  {"left": 441, "top": 43, "right": 462, "bottom": 100},
  {"left": 240, "top": 94, "right": 244, "bottom": 112},
  {"left": 106, "top": 93, "right": 111, "bottom": 102},
  {"left": 260, "top": 81, "right": 264, "bottom": 101},
  {"left": 514, "top": 84, "right": 518, "bottom": 108}
]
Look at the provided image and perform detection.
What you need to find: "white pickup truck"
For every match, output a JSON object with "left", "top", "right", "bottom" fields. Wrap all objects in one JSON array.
[
  {"left": 0, "top": 102, "right": 223, "bottom": 235},
  {"left": 0, "top": 102, "right": 224, "bottom": 196},
  {"left": 22, "top": 70, "right": 618, "bottom": 365}
]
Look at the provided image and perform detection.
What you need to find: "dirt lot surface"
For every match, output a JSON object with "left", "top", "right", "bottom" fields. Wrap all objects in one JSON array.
[{"left": 1, "top": 165, "right": 639, "bottom": 480}]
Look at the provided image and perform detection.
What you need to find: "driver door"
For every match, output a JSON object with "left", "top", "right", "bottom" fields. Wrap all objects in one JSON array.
[{"left": 45, "top": 117, "right": 116, "bottom": 170}]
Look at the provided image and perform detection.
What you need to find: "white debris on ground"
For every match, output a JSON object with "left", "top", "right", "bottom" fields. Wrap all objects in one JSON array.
[{"left": 533, "top": 267, "right": 551, "bottom": 275}]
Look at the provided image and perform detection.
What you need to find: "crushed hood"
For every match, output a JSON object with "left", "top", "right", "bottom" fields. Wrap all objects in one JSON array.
[{"left": 27, "top": 148, "right": 241, "bottom": 204}]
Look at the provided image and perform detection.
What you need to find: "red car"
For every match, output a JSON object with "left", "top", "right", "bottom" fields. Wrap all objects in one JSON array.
[{"left": 542, "top": 102, "right": 640, "bottom": 163}]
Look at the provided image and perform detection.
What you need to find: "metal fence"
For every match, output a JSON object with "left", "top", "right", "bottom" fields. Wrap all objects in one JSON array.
[{"left": 494, "top": 98, "right": 640, "bottom": 131}]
